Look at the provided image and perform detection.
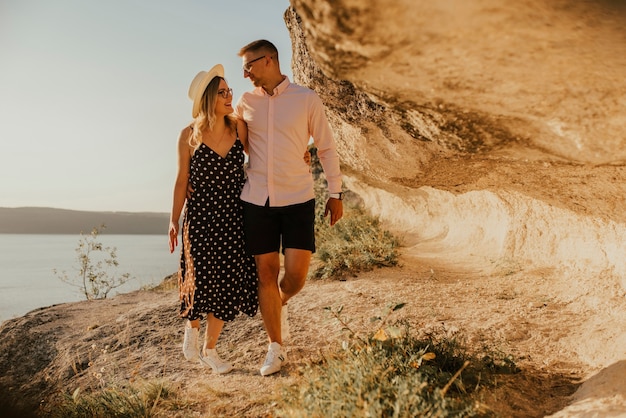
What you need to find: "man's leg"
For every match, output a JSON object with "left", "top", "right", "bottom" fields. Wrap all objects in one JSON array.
[
  {"left": 256, "top": 251, "right": 282, "bottom": 344},
  {"left": 280, "top": 248, "right": 312, "bottom": 304},
  {"left": 257, "top": 251, "right": 288, "bottom": 376},
  {"left": 278, "top": 248, "right": 312, "bottom": 343}
]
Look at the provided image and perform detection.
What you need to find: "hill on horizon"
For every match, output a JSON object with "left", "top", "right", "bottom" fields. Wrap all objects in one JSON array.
[{"left": 0, "top": 207, "right": 169, "bottom": 234}]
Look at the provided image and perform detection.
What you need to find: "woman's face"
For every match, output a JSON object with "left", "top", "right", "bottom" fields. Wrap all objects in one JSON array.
[{"left": 214, "top": 79, "right": 233, "bottom": 116}]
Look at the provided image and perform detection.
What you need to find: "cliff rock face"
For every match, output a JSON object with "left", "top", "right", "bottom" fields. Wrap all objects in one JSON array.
[
  {"left": 287, "top": 0, "right": 626, "bottom": 165},
  {"left": 286, "top": 1, "right": 626, "bottom": 415},
  {"left": 284, "top": 0, "right": 626, "bottom": 288}
]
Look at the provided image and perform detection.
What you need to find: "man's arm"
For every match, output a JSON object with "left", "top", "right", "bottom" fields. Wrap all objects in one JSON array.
[
  {"left": 309, "top": 92, "right": 343, "bottom": 225},
  {"left": 309, "top": 93, "right": 342, "bottom": 193}
]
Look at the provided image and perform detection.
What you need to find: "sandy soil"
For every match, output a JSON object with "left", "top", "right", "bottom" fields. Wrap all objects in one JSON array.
[{"left": 1, "top": 239, "right": 622, "bottom": 417}]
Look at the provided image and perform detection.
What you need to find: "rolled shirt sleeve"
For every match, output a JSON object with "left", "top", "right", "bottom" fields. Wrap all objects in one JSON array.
[{"left": 308, "top": 92, "right": 342, "bottom": 194}]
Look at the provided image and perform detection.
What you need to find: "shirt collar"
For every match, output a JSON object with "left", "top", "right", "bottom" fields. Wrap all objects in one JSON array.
[{"left": 255, "top": 75, "right": 290, "bottom": 97}]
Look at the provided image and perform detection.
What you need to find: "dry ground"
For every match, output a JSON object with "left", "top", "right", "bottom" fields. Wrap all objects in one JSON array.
[{"left": 0, "top": 248, "right": 595, "bottom": 417}]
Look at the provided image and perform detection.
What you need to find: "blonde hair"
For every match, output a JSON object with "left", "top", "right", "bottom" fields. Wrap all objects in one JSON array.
[{"left": 189, "top": 76, "right": 236, "bottom": 150}]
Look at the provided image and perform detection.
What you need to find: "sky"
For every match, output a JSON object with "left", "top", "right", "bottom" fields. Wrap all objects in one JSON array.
[{"left": 0, "top": 0, "right": 293, "bottom": 213}]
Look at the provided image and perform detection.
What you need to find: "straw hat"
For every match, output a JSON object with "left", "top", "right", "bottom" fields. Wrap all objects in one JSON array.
[{"left": 188, "top": 64, "right": 224, "bottom": 118}]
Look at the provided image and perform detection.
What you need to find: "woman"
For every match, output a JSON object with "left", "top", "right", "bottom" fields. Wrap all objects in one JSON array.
[{"left": 169, "top": 64, "right": 257, "bottom": 374}]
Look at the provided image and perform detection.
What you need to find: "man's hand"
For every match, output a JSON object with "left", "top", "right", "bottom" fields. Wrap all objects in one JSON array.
[{"left": 324, "top": 198, "right": 343, "bottom": 226}]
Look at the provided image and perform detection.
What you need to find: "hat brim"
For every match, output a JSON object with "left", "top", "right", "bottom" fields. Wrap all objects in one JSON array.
[{"left": 190, "top": 64, "right": 224, "bottom": 118}]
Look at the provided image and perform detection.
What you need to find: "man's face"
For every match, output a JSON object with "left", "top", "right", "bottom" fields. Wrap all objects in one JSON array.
[{"left": 241, "top": 52, "right": 267, "bottom": 87}]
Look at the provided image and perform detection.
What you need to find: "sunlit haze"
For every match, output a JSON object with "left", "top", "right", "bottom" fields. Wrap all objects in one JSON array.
[{"left": 0, "top": 0, "right": 292, "bottom": 213}]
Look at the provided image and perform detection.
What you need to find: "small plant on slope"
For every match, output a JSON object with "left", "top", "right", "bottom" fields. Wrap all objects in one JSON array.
[{"left": 54, "top": 224, "right": 133, "bottom": 300}]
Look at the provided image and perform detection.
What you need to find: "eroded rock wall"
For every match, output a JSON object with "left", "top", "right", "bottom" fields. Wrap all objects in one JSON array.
[
  {"left": 284, "top": 1, "right": 626, "bottom": 381},
  {"left": 287, "top": 0, "right": 626, "bottom": 165},
  {"left": 284, "top": 1, "right": 626, "bottom": 271}
]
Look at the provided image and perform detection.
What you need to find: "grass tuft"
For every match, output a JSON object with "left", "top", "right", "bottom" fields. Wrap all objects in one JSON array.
[
  {"left": 41, "top": 379, "right": 180, "bottom": 418},
  {"left": 311, "top": 147, "right": 400, "bottom": 280},
  {"left": 313, "top": 205, "right": 400, "bottom": 280},
  {"left": 278, "top": 305, "right": 518, "bottom": 417}
]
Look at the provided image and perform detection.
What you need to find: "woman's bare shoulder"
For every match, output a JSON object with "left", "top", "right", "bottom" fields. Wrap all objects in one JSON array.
[
  {"left": 180, "top": 124, "right": 193, "bottom": 136},
  {"left": 178, "top": 124, "right": 193, "bottom": 141}
]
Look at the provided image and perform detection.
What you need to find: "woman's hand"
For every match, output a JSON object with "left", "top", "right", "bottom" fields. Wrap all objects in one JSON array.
[{"left": 168, "top": 221, "right": 179, "bottom": 253}]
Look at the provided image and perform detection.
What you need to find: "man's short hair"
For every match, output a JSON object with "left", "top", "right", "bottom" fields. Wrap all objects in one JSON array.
[{"left": 238, "top": 39, "right": 279, "bottom": 59}]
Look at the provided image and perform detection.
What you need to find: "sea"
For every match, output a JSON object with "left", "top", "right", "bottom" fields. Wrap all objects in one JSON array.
[{"left": 0, "top": 234, "right": 179, "bottom": 324}]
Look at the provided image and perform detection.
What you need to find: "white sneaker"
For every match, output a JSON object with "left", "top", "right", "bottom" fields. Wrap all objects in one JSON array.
[
  {"left": 260, "top": 342, "right": 285, "bottom": 376},
  {"left": 281, "top": 304, "right": 291, "bottom": 341},
  {"left": 200, "top": 348, "right": 233, "bottom": 374},
  {"left": 182, "top": 325, "right": 200, "bottom": 361}
]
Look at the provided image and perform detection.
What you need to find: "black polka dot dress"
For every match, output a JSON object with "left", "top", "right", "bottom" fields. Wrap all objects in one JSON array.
[{"left": 178, "top": 139, "right": 258, "bottom": 322}]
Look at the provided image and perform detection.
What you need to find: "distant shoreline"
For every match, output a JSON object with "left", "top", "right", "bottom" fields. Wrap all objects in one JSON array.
[{"left": 0, "top": 207, "right": 169, "bottom": 235}]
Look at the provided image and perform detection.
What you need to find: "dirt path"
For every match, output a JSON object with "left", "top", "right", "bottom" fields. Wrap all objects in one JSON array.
[{"left": 1, "top": 249, "right": 600, "bottom": 417}]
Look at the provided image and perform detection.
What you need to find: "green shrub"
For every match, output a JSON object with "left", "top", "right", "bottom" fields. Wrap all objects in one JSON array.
[
  {"left": 278, "top": 305, "right": 518, "bottom": 417},
  {"left": 313, "top": 205, "right": 399, "bottom": 280},
  {"left": 311, "top": 148, "right": 399, "bottom": 280}
]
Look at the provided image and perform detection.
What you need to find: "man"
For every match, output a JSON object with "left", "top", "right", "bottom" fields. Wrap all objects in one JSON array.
[{"left": 234, "top": 39, "right": 343, "bottom": 376}]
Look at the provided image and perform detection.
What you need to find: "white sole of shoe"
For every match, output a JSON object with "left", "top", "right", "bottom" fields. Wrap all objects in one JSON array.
[{"left": 200, "top": 356, "right": 233, "bottom": 374}]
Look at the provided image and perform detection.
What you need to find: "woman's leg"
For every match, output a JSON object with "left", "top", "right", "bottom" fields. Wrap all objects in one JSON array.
[
  {"left": 182, "top": 318, "right": 201, "bottom": 361},
  {"left": 200, "top": 314, "right": 232, "bottom": 374},
  {"left": 203, "top": 313, "right": 225, "bottom": 351}
]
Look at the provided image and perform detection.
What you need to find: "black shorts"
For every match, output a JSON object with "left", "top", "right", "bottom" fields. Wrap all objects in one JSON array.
[{"left": 243, "top": 199, "right": 316, "bottom": 255}]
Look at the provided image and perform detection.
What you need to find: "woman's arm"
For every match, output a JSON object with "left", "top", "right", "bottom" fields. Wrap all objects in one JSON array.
[{"left": 169, "top": 126, "right": 192, "bottom": 253}]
